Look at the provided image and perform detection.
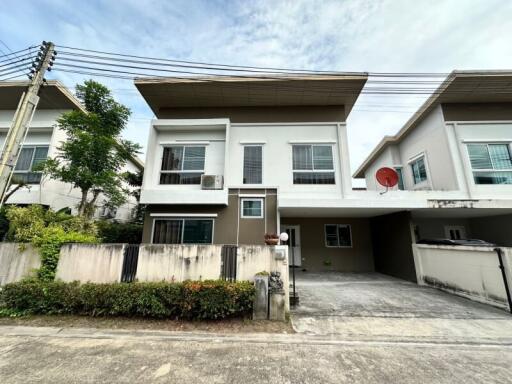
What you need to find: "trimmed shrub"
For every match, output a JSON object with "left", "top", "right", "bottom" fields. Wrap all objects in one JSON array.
[{"left": 0, "top": 279, "right": 255, "bottom": 320}]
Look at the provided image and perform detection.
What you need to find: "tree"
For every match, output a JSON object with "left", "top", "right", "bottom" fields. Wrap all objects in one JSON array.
[
  {"left": 40, "top": 80, "right": 141, "bottom": 218},
  {"left": 124, "top": 170, "right": 145, "bottom": 224}
]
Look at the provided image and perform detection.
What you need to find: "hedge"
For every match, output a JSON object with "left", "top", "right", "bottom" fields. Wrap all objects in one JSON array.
[{"left": 0, "top": 280, "right": 255, "bottom": 320}]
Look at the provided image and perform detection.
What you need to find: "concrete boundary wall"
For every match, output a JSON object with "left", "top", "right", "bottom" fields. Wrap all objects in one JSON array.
[
  {"left": 56, "top": 243, "right": 126, "bottom": 283},
  {"left": 0, "top": 243, "right": 41, "bottom": 285},
  {"left": 136, "top": 244, "right": 224, "bottom": 282},
  {"left": 413, "top": 244, "right": 512, "bottom": 309}
]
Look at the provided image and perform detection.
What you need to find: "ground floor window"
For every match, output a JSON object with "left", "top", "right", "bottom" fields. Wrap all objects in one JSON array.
[
  {"left": 152, "top": 219, "right": 213, "bottom": 244},
  {"left": 325, "top": 224, "right": 352, "bottom": 247},
  {"left": 241, "top": 198, "right": 264, "bottom": 218}
]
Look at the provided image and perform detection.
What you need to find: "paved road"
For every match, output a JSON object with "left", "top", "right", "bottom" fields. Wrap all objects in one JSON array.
[{"left": 1, "top": 326, "right": 512, "bottom": 383}]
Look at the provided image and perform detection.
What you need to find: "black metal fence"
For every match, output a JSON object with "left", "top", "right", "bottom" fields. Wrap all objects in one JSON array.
[
  {"left": 221, "top": 245, "right": 238, "bottom": 281},
  {"left": 121, "top": 245, "right": 140, "bottom": 282}
]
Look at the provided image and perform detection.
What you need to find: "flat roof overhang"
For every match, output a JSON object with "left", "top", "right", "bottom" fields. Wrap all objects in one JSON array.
[
  {"left": 0, "top": 80, "right": 84, "bottom": 110},
  {"left": 134, "top": 74, "right": 368, "bottom": 118}
]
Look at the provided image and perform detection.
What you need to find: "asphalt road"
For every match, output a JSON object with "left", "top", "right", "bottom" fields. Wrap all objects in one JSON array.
[{"left": 1, "top": 326, "right": 511, "bottom": 384}]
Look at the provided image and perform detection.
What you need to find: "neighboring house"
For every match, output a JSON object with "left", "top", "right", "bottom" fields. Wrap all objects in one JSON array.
[
  {"left": 353, "top": 70, "right": 512, "bottom": 251},
  {"left": 136, "top": 72, "right": 512, "bottom": 281},
  {"left": 0, "top": 81, "right": 144, "bottom": 222}
]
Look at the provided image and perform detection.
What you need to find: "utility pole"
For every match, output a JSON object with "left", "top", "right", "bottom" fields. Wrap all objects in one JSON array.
[{"left": 0, "top": 41, "right": 56, "bottom": 208}]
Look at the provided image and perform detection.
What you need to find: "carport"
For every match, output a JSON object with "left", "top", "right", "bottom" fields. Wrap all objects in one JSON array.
[{"left": 290, "top": 272, "right": 512, "bottom": 339}]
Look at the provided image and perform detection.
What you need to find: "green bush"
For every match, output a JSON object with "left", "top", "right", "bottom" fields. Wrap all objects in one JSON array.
[
  {"left": 6, "top": 205, "right": 98, "bottom": 281},
  {"left": 96, "top": 220, "right": 143, "bottom": 244},
  {"left": 0, "top": 280, "right": 255, "bottom": 320}
]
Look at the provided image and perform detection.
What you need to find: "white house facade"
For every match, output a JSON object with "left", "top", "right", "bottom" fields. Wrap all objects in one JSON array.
[{"left": 136, "top": 72, "right": 512, "bottom": 281}]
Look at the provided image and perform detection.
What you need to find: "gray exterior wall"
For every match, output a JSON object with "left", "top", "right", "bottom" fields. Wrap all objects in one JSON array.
[
  {"left": 280, "top": 217, "right": 374, "bottom": 272},
  {"left": 469, "top": 214, "right": 512, "bottom": 247},
  {"left": 142, "top": 188, "right": 278, "bottom": 245},
  {"left": 157, "top": 105, "right": 346, "bottom": 123},
  {"left": 442, "top": 102, "right": 512, "bottom": 121}
]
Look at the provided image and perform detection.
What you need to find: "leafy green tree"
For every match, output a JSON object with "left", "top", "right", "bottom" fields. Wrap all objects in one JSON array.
[{"left": 40, "top": 80, "right": 141, "bottom": 218}]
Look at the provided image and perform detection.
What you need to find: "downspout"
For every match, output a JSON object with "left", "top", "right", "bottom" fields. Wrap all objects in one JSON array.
[{"left": 495, "top": 247, "right": 512, "bottom": 314}]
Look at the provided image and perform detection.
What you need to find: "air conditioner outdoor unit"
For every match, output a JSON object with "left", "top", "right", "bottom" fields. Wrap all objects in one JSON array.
[{"left": 201, "top": 175, "right": 223, "bottom": 190}]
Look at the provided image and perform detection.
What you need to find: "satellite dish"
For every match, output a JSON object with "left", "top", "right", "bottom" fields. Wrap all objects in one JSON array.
[{"left": 376, "top": 167, "right": 399, "bottom": 192}]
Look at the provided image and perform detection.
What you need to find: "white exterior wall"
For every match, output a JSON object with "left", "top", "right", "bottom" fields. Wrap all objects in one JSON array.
[
  {"left": 1, "top": 109, "right": 141, "bottom": 222},
  {"left": 398, "top": 105, "right": 458, "bottom": 191},
  {"left": 228, "top": 123, "right": 349, "bottom": 200},
  {"left": 141, "top": 119, "right": 353, "bottom": 205},
  {"left": 141, "top": 119, "right": 228, "bottom": 205}
]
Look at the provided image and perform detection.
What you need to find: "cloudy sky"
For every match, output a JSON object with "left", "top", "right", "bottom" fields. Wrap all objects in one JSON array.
[{"left": 1, "top": 0, "right": 512, "bottom": 185}]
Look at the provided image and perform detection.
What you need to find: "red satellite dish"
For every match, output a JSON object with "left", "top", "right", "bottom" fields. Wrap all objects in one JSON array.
[{"left": 376, "top": 167, "right": 399, "bottom": 188}]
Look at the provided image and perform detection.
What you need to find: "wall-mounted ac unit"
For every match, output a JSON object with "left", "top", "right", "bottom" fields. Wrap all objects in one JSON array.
[{"left": 201, "top": 175, "right": 223, "bottom": 190}]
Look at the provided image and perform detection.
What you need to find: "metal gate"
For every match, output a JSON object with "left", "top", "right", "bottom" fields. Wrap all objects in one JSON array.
[
  {"left": 221, "top": 245, "right": 237, "bottom": 281},
  {"left": 121, "top": 245, "right": 140, "bottom": 282}
]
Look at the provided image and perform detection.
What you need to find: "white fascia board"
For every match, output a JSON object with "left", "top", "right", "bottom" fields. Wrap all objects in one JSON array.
[
  {"left": 239, "top": 140, "right": 267, "bottom": 145},
  {"left": 150, "top": 213, "right": 218, "bottom": 217},
  {"left": 288, "top": 140, "right": 337, "bottom": 144},
  {"left": 152, "top": 118, "right": 230, "bottom": 130}
]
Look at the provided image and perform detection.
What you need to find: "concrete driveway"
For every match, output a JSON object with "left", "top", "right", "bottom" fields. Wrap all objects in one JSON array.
[{"left": 290, "top": 272, "right": 512, "bottom": 342}]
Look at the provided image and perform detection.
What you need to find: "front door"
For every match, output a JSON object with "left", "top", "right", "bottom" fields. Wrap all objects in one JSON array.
[{"left": 282, "top": 225, "right": 302, "bottom": 267}]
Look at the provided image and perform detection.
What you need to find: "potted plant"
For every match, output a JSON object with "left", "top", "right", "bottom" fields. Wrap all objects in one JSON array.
[{"left": 264, "top": 233, "right": 280, "bottom": 245}]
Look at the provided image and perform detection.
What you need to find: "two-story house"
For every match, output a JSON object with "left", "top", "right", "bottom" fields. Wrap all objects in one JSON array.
[
  {"left": 0, "top": 81, "right": 144, "bottom": 222},
  {"left": 353, "top": 70, "right": 512, "bottom": 248},
  {"left": 136, "top": 74, "right": 380, "bottom": 272}
]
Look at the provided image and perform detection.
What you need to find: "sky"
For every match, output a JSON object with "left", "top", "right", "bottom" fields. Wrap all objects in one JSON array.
[{"left": 1, "top": 0, "right": 512, "bottom": 186}]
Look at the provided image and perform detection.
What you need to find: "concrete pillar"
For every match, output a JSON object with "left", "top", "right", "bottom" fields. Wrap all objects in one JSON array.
[
  {"left": 253, "top": 274, "right": 269, "bottom": 320},
  {"left": 269, "top": 290, "right": 286, "bottom": 321}
]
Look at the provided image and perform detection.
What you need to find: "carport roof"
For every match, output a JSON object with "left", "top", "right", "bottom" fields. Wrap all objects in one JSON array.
[
  {"left": 353, "top": 70, "right": 512, "bottom": 179},
  {"left": 134, "top": 74, "right": 368, "bottom": 118}
]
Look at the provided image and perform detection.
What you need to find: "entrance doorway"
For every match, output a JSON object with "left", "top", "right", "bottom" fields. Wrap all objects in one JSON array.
[{"left": 282, "top": 225, "right": 302, "bottom": 267}]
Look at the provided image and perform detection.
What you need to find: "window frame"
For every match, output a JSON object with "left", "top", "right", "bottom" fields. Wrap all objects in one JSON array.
[
  {"left": 240, "top": 198, "right": 264, "bottom": 219},
  {"left": 159, "top": 145, "right": 206, "bottom": 185},
  {"left": 242, "top": 144, "right": 263, "bottom": 185},
  {"left": 12, "top": 145, "right": 49, "bottom": 185},
  {"left": 409, "top": 155, "right": 428, "bottom": 185},
  {"left": 151, "top": 218, "right": 214, "bottom": 244},
  {"left": 324, "top": 224, "right": 353, "bottom": 248},
  {"left": 466, "top": 142, "right": 512, "bottom": 185},
  {"left": 292, "top": 144, "right": 335, "bottom": 185},
  {"left": 394, "top": 166, "right": 405, "bottom": 190}
]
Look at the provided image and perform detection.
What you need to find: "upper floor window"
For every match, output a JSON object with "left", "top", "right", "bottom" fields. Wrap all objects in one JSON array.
[
  {"left": 160, "top": 146, "right": 205, "bottom": 185},
  {"left": 292, "top": 145, "right": 335, "bottom": 184},
  {"left": 243, "top": 146, "right": 262, "bottom": 184},
  {"left": 467, "top": 143, "right": 512, "bottom": 185},
  {"left": 12, "top": 145, "right": 49, "bottom": 184},
  {"left": 394, "top": 167, "right": 405, "bottom": 190},
  {"left": 410, "top": 156, "right": 427, "bottom": 184}
]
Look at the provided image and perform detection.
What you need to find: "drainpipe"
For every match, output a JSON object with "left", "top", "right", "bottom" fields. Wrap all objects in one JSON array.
[{"left": 495, "top": 247, "right": 512, "bottom": 314}]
